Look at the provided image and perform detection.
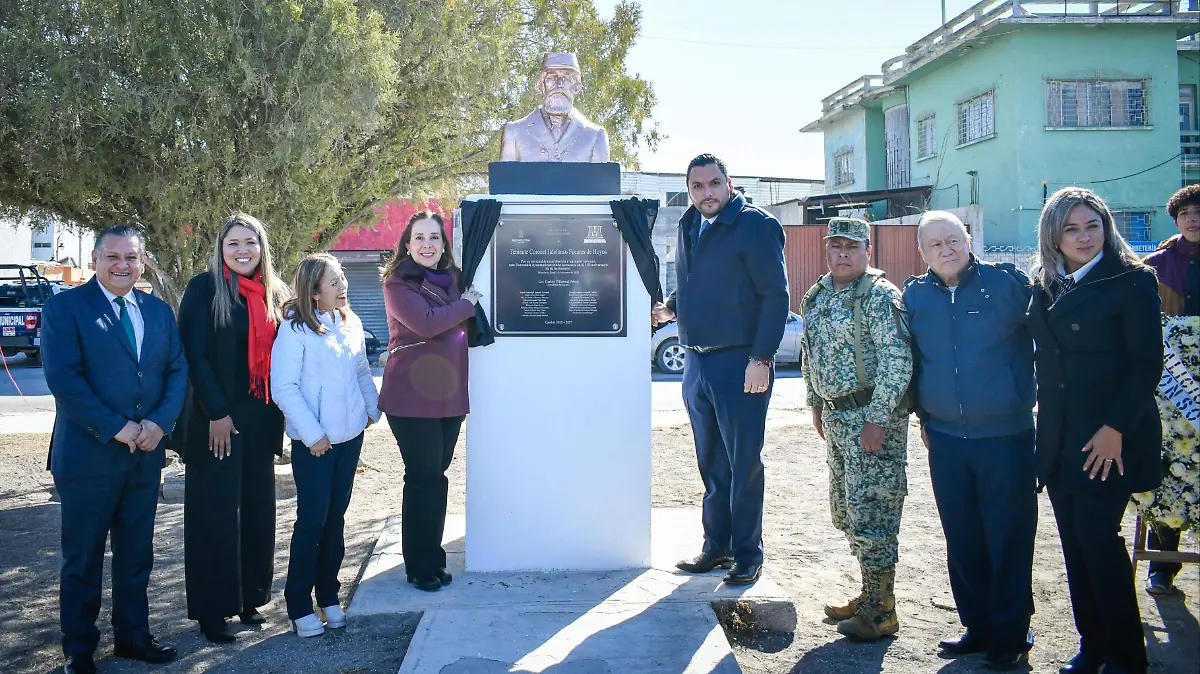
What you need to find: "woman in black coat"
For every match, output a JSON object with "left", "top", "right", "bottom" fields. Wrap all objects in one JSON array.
[
  {"left": 1026, "top": 187, "right": 1162, "bottom": 674},
  {"left": 178, "top": 213, "right": 288, "bottom": 643}
]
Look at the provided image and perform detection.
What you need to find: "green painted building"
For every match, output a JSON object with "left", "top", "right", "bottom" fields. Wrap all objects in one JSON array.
[{"left": 802, "top": 0, "right": 1200, "bottom": 250}]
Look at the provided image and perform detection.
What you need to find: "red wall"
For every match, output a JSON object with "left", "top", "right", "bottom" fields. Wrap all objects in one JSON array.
[{"left": 331, "top": 199, "right": 454, "bottom": 252}]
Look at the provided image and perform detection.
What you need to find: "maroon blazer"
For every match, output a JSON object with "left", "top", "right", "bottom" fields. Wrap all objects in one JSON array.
[{"left": 378, "top": 261, "right": 476, "bottom": 418}]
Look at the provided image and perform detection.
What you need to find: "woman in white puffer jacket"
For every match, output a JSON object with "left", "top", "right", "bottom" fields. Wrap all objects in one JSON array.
[{"left": 271, "top": 253, "right": 380, "bottom": 638}]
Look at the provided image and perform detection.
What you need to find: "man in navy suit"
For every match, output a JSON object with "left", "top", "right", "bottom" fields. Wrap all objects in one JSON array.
[
  {"left": 42, "top": 225, "right": 188, "bottom": 674},
  {"left": 653, "top": 154, "right": 789, "bottom": 586}
]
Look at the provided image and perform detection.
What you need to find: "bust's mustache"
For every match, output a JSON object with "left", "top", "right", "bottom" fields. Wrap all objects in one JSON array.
[{"left": 543, "top": 90, "right": 574, "bottom": 115}]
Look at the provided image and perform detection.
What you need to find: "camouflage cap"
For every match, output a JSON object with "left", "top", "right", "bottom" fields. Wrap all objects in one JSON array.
[{"left": 824, "top": 217, "right": 870, "bottom": 243}]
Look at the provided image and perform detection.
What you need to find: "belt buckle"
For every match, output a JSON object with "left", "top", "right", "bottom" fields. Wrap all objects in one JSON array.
[{"left": 824, "top": 399, "right": 837, "bottom": 411}]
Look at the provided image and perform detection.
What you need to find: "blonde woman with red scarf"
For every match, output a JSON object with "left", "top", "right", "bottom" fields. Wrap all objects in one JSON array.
[{"left": 177, "top": 213, "right": 289, "bottom": 643}]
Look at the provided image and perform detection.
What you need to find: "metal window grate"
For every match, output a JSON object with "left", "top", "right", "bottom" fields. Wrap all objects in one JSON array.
[
  {"left": 1047, "top": 80, "right": 1148, "bottom": 127},
  {"left": 1113, "top": 211, "right": 1152, "bottom": 242},
  {"left": 957, "top": 91, "right": 994, "bottom": 145},
  {"left": 916, "top": 116, "right": 936, "bottom": 159},
  {"left": 833, "top": 149, "right": 854, "bottom": 187},
  {"left": 665, "top": 191, "right": 690, "bottom": 207},
  {"left": 885, "top": 105, "right": 910, "bottom": 189}
]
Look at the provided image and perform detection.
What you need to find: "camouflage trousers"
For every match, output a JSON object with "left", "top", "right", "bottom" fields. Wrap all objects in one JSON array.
[{"left": 824, "top": 412, "right": 908, "bottom": 573}]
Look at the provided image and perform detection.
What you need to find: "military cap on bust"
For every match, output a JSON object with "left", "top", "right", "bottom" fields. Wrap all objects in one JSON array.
[
  {"left": 541, "top": 52, "right": 581, "bottom": 72},
  {"left": 824, "top": 217, "right": 871, "bottom": 243}
]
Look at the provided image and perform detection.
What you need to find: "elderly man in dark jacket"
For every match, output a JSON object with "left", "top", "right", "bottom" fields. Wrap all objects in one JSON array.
[
  {"left": 903, "top": 211, "right": 1037, "bottom": 671},
  {"left": 652, "top": 153, "right": 789, "bottom": 586}
]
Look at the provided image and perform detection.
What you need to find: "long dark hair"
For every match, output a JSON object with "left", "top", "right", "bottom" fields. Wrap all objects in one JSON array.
[{"left": 379, "top": 210, "right": 458, "bottom": 279}]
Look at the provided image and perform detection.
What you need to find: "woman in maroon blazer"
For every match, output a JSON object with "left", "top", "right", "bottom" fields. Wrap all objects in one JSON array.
[{"left": 379, "top": 210, "right": 482, "bottom": 592}]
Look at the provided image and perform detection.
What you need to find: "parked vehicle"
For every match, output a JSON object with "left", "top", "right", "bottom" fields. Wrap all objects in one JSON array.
[
  {"left": 0, "top": 264, "right": 63, "bottom": 362},
  {"left": 651, "top": 311, "right": 804, "bottom": 375}
]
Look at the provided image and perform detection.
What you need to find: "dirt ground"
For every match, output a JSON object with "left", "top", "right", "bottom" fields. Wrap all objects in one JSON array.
[{"left": 1, "top": 420, "right": 1197, "bottom": 674}]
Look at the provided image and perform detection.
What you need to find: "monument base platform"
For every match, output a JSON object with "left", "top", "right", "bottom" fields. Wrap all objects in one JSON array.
[{"left": 348, "top": 508, "right": 796, "bottom": 673}]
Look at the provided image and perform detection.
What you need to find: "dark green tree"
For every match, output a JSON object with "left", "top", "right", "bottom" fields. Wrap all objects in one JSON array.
[{"left": 0, "top": 0, "right": 658, "bottom": 305}]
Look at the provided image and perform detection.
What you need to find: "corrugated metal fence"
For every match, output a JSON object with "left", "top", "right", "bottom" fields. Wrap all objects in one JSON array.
[{"left": 784, "top": 224, "right": 972, "bottom": 312}]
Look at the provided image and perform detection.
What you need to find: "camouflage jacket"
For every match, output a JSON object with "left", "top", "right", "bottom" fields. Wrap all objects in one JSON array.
[{"left": 800, "top": 269, "right": 914, "bottom": 425}]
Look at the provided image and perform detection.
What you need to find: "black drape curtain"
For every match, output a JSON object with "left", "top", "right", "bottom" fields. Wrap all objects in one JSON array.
[
  {"left": 609, "top": 197, "right": 663, "bottom": 305},
  {"left": 458, "top": 198, "right": 501, "bottom": 347}
]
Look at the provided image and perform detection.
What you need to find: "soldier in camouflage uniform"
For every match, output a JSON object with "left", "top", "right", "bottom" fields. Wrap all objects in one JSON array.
[{"left": 799, "top": 218, "right": 913, "bottom": 642}]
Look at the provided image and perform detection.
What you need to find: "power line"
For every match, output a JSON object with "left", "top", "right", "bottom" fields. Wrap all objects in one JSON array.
[
  {"left": 1048, "top": 153, "right": 1182, "bottom": 185},
  {"left": 640, "top": 34, "right": 907, "bottom": 51}
]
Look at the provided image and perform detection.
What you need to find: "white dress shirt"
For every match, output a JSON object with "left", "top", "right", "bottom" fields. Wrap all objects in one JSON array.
[{"left": 99, "top": 283, "right": 144, "bottom": 358}]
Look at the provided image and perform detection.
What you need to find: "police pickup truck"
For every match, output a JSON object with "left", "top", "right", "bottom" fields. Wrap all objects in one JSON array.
[{"left": 0, "top": 264, "right": 63, "bottom": 362}]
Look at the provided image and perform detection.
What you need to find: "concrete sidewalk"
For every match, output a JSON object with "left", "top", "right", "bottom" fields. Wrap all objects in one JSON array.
[{"left": 349, "top": 508, "right": 795, "bottom": 674}]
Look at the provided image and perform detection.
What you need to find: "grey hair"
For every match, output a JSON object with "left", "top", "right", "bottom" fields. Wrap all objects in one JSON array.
[
  {"left": 209, "top": 213, "right": 288, "bottom": 329},
  {"left": 915, "top": 210, "right": 969, "bottom": 252},
  {"left": 1033, "top": 187, "right": 1145, "bottom": 296}
]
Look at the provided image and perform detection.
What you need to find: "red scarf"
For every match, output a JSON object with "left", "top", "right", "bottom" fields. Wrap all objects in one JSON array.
[{"left": 225, "top": 267, "right": 276, "bottom": 403}]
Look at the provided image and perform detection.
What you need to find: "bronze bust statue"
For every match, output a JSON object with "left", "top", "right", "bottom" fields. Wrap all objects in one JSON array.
[{"left": 499, "top": 53, "right": 611, "bottom": 163}]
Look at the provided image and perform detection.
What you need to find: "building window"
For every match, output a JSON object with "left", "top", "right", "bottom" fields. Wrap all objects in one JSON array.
[
  {"left": 884, "top": 105, "right": 910, "bottom": 190},
  {"left": 1047, "top": 80, "right": 1148, "bottom": 128},
  {"left": 32, "top": 242, "right": 52, "bottom": 249},
  {"left": 1113, "top": 211, "right": 1152, "bottom": 242},
  {"left": 832, "top": 149, "right": 854, "bottom": 187},
  {"left": 664, "top": 191, "right": 690, "bottom": 207},
  {"left": 916, "top": 116, "right": 937, "bottom": 159},
  {"left": 957, "top": 90, "right": 994, "bottom": 146}
]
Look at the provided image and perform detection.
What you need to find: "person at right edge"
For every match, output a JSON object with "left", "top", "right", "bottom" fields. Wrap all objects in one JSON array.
[
  {"left": 800, "top": 217, "right": 913, "bottom": 642},
  {"left": 1141, "top": 183, "right": 1200, "bottom": 597},
  {"left": 652, "top": 153, "right": 789, "bottom": 587},
  {"left": 1027, "top": 187, "right": 1162, "bottom": 674}
]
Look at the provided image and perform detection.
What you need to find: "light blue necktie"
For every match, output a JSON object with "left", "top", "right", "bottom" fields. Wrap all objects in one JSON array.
[{"left": 114, "top": 297, "right": 137, "bottom": 354}]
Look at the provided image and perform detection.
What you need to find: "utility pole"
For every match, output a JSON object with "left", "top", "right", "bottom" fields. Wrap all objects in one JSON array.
[{"left": 941, "top": 0, "right": 947, "bottom": 25}]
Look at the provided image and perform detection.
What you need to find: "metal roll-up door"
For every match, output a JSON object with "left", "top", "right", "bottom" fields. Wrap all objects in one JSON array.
[{"left": 343, "top": 262, "right": 388, "bottom": 340}]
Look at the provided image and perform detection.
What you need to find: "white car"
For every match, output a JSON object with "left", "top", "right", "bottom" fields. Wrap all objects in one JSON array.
[{"left": 651, "top": 312, "right": 804, "bottom": 374}]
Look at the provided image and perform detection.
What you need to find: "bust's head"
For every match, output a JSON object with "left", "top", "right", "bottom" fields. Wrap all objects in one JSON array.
[{"left": 535, "top": 53, "right": 583, "bottom": 116}]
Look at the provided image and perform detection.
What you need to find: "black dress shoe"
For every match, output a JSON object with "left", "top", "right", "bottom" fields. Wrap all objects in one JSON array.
[
  {"left": 409, "top": 575, "right": 442, "bottom": 592},
  {"left": 199, "top": 618, "right": 237, "bottom": 644},
  {"left": 435, "top": 568, "right": 453, "bottom": 585},
  {"left": 64, "top": 654, "right": 96, "bottom": 674},
  {"left": 113, "top": 636, "right": 177, "bottom": 664},
  {"left": 723, "top": 562, "right": 762, "bottom": 586},
  {"left": 939, "top": 630, "right": 990, "bottom": 655},
  {"left": 675, "top": 552, "right": 734, "bottom": 574},
  {"left": 239, "top": 607, "right": 267, "bottom": 624},
  {"left": 1060, "top": 652, "right": 1102, "bottom": 674},
  {"left": 984, "top": 650, "right": 1028, "bottom": 671}
]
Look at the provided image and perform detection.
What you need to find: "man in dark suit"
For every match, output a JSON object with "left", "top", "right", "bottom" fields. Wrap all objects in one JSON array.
[
  {"left": 42, "top": 225, "right": 188, "bottom": 674},
  {"left": 653, "top": 154, "right": 789, "bottom": 585}
]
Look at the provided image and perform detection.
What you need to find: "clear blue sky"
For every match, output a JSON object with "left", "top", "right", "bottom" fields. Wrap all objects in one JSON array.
[{"left": 599, "top": 0, "right": 983, "bottom": 179}]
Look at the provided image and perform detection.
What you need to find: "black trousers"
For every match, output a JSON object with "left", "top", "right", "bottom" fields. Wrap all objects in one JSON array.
[
  {"left": 1147, "top": 524, "right": 1182, "bottom": 578},
  {"left": 285, "top": 434, "right": 363, "bottom": 619},
  {"left": 1049, "top": 487, "right": 1148, "bottom": 672},
  {"left": 682, "top": 346, "right": 770, "bottom": 566},
  {"left": 927, "top": 429, "right": 1037, "bottom": 653},
  {"left": 387, "top": 415, "right": 463, "bottom": 580},
  {"left": 56, "top": 462, "right": 159, "bottom": 656},
  {"left": 184, "top": 417, "right": 277, "bottom": 621}
]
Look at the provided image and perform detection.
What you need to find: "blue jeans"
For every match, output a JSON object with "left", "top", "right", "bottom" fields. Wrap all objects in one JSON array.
[{"left": 284, "top": 433, "right": 363, "bottom": 619}]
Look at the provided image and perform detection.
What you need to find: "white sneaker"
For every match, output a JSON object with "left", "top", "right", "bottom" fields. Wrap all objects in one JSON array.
[
  {"left": 291, "top": 613, "right": 325, "bottom": 638},
  {"left": 318, "top": 604, "right": 347, "bottom": 629}
]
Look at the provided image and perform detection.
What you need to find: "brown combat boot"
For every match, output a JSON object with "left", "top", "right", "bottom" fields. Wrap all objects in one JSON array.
[
  {"left": 823, "top": 576, "right": 866, "bottom": 620},
  {"left": 836, "top": 570, "right": 899, "bottom": 642}
]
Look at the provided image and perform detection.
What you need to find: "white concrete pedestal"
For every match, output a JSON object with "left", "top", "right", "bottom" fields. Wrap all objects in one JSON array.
[{"left": 462, "top": 195, "right": 652, "bottom": 572}]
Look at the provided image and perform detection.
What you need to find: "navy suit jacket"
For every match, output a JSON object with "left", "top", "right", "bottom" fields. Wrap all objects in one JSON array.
[{"left": 42, "top": 278, "right": 189, "bottom": 479}]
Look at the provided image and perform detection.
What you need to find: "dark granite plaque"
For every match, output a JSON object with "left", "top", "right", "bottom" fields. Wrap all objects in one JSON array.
[{"left": 492, "top": 214, "right": 626, "bottom": 337}]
